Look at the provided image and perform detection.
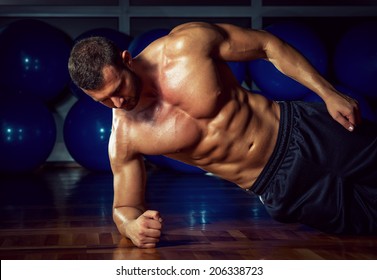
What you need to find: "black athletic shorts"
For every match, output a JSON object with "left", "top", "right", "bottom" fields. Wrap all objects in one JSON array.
[{"left": 250, "top": 101, "right": 377, "bottom": 234}]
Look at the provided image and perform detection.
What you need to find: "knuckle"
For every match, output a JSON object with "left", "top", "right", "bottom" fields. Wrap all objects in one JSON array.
[
  {"left": 138, "top": 229, "right": 146, "bottom": 237},
  {"left": 139, "top": 220, "right": 148, "bottom": 228}
]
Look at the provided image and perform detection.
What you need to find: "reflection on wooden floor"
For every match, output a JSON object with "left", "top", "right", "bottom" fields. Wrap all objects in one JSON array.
[{"left": 1, "top": 166, "right": 376, "bottom": 260}]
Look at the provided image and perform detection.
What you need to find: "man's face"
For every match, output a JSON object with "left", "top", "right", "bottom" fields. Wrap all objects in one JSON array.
[{"left": 83, "top": 65, "right": 140, "bottom": 111}]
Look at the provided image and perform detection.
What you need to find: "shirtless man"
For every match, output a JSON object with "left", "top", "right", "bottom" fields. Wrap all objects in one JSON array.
[{"left": 68, "top": 22, "right": 377, "bottom": 248}]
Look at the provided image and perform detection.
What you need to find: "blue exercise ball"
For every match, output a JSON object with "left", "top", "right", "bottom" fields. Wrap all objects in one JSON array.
[
  {"left": 333, "top": 21, "right": 377, "bottom": 99},
  {"left": 0, "top": 19, "right": 72, "bottom": 102},
  {"left": 144, "top": 155, "right": 205, "bottom": 174},
  {"left": 301, "top": 92, "right": 323, "bottom": 103},
  {"left": 249, "top": 22, "right": 328, "bottom": 100},
  {"left": 70, "top": 28, "right": 133, "bottom": 99},
  {"left": 128, "top": 29, "right": 170, "bottom": 57},
  {"left": 227, "top": 61, "right": 247, "bottom": 84},
  {"left": 0, "top": 96, "right": 57, "bottom": 173},
  {"left": 74, "top": 27, "right": 132, "bottom": 51},
  {"left": 64, "top": 98, "right": 112, "bottom": 171}
]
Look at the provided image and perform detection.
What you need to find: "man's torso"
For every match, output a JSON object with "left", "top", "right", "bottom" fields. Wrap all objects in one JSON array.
[{"left": 111, "top": 33, "right": 280, "bottom": 188}]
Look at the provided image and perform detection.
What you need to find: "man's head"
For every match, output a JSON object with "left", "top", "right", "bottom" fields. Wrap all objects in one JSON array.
[
  {"left": 68, "top": 37, "right": 140, "bottom": 110},
  {"left": 68, "top": 36, "right": 123, "bottom": 91}
]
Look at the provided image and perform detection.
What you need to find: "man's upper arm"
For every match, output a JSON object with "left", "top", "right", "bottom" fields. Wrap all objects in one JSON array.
[
  {"left": 169, "top": 22, "right": 273, "bottom": 62},
  {"left": 214, "top": 23, "right": 275, "bottom": 62},
  {"left": 111, "top": 154, "right": 146, "bottom": 211},
  {"left": 109, "top": 124, "right": 146, "bottom": 212}
]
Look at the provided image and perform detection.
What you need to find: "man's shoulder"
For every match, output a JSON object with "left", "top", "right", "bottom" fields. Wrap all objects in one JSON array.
[
  {"left": 165, "top": 22, "right": 221, "bottom": 53},
  {"left": 170, "top": 21, "right": 217, "bottom": 34}
]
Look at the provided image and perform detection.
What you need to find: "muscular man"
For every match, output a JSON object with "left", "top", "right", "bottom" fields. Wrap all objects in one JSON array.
[{"left": 68, "top": 22, "right": 377, "bottom": 248}]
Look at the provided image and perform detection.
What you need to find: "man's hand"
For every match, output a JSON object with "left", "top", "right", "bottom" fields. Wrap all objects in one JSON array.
[
  {"left": 324, "top": 90, "right": 362, "bottom": 132},
  {"left": 125, "top": 210, "right": 163, "bottom": 248}
]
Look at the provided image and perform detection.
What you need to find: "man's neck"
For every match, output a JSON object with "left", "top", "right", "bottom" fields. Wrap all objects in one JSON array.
[{"left": 133, "top": 57, "right": 160, "bottom": 96}]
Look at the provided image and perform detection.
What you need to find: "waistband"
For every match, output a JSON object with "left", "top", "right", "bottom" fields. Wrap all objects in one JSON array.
[{"left": 249, "top": 101, "right": 293, "bottom": 195}]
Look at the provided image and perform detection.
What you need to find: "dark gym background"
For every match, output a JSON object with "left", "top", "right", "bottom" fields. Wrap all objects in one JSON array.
[
  {"left": 1, "top": 0, "right": 377, "bottom": 164},
  {"left": 1, "top": 0, "right": 377, "bottom": 260}
]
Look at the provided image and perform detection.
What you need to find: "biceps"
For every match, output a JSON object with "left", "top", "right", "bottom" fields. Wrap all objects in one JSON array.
[{"left": 215, "top": 24, "right": 269, "bottom": 61}]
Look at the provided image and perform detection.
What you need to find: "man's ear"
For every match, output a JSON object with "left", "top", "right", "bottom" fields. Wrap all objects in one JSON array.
[{"left": 121, "top": 51, "right": 132, "bottom": 68}]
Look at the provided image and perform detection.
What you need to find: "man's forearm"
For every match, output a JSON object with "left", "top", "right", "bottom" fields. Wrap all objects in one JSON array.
[{"left": 265, "top": 35, "right": 335, "bottom": 100}]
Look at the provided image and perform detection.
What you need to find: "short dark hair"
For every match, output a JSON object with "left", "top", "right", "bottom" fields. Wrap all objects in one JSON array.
[{"left": 68, "top": 36, "right": 123, "bottom": 90}]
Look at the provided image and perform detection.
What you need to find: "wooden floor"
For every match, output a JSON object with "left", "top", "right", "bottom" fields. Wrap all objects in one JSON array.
[{"left": 1, "top": 165, "right": 376, "bottom": 260}]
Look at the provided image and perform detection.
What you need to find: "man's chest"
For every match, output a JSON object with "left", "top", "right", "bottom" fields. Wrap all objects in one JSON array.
[
  {"left": 119, "top": 102, "right": 204, "bottom": 156},
  {"left": 159, "top": 57, "right": 226, "bottom": 117}
]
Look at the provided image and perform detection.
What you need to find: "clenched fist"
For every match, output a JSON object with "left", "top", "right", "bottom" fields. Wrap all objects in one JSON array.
[{"left": 126, "top": 210, "right": 163, "bottom": 248}]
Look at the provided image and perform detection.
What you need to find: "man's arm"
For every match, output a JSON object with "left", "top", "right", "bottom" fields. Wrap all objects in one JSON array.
[
  {"left": 217, "top": 22, "right": 361, "bottom": 131},
  {"left": 175, "top": 22, "right": 360, "bottom": 131},
  {"left": 110, "top": 131, "right": 162, "bottom": 248}
]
